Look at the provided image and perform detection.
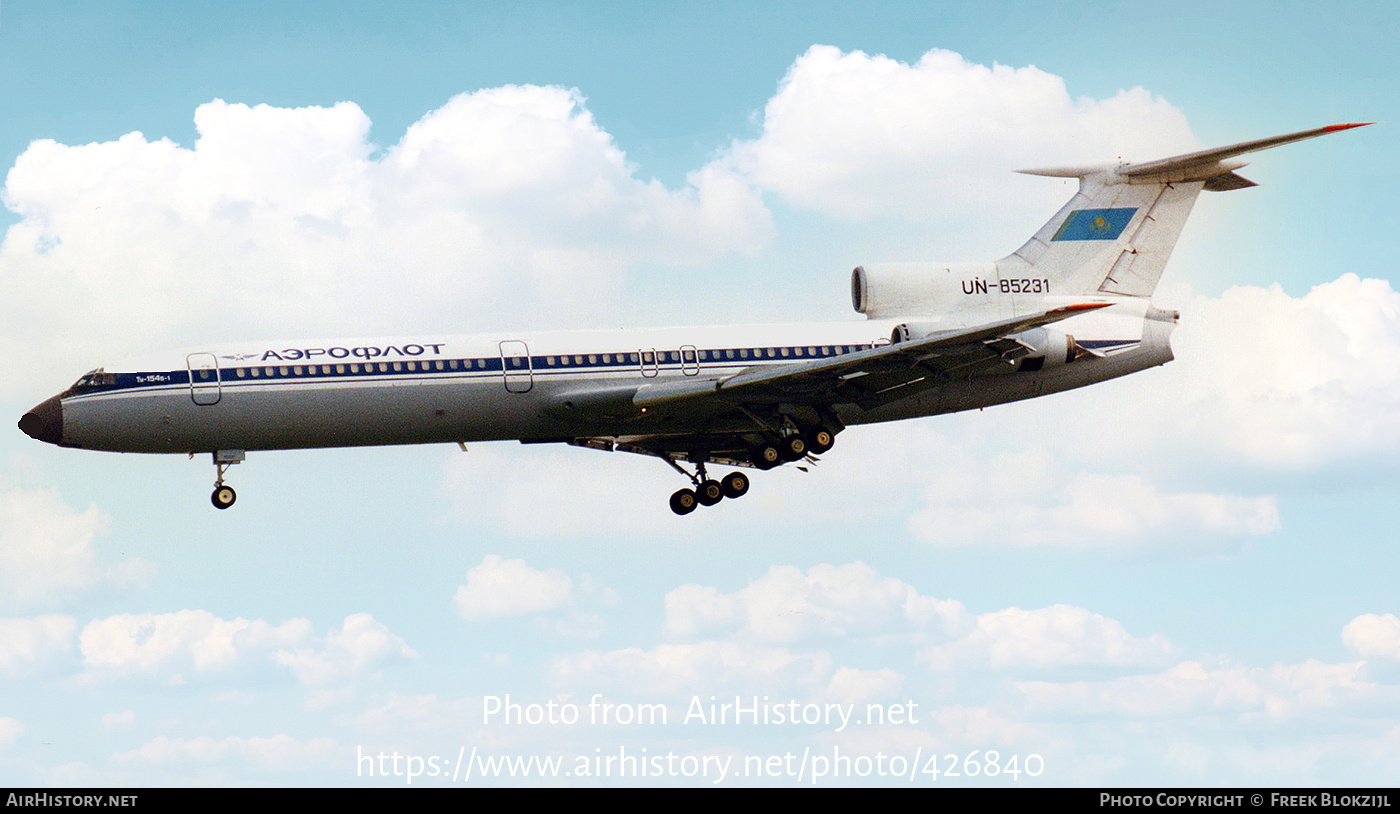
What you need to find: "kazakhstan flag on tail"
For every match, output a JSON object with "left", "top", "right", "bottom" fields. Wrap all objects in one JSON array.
[{"left": 1051, "top": 208, "right": 1137, "bottom": 241}]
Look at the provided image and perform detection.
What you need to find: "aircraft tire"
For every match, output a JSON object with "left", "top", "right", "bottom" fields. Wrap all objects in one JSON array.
[
  {"left": 697, "top": 480, "right": 724, "bottom": 506},
  {"left": 751, "top": 443, "right": 782, "bottom": 470},
  {"left": 211, "top": 486, "right": 237, "bottom": 510},
  {"left": 721, "top": 472, "right": 750, "bottom": 499},
  {"left": 669, "top": 488, "right": 698, "bottom": 515},
  {"left": 806, "top": 427, "right": 835, "bottom": 455},
  {"left": 781, "top": 434, "right": 807, "bottom": 461}
]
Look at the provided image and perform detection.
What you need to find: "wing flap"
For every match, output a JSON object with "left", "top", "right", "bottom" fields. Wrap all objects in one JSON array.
[{"left": 553, "top": 302, "right": 1110, "bottom": 422}]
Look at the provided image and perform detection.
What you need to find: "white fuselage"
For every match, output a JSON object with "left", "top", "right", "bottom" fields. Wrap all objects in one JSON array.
[{"left": 43, "top": 299, "right": 1173, "bottom": 456}]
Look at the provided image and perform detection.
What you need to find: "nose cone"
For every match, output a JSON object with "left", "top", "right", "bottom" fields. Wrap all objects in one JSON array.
[{"left": 19, "top": 396, "right": 63, "bottom": 445}]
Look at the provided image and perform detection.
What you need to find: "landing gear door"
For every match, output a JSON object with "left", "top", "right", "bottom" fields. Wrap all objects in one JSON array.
[
  {"left": 499, "top": 340, "right": 533, "bottom": 393},
  {"left": 187, "top": 353, "right": 222, "bottom": 406}
]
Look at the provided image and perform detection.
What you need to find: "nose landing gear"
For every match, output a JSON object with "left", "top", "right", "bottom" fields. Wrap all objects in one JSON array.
[{"left": 209, "top": 450, "right": 245, "bottom": 510}]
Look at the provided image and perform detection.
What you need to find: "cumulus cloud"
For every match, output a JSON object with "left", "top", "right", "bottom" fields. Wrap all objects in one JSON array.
[
  {"left": 443, "top": 444, "right": 716, "bottom": 539},
  {"left": 76, "top": 609, "right": 410, "bottom": 687},
  {"left": 100, "top": 710, "right": 137, "bottom": 732},
  {"left": 1342, "top": 613, "right": 1400, "bottom": 660},
  {"left": 0, "top": 90, "right": 771, "bottom": 396},
  {"left": 273, "top": 613, "right": 417, "bottom": 686},
  {"left": 0, "top": 488, "right": 151, "bottom": 609},
  {"left": 0, "top": 717, "right": 22, "bottom": 747},
  {"left": 550, "top": 641, "right": 832, "bottom": 696},
  {"left": 1155, "top": 275, "right": 1400, "bottom": 469},
  {"left": 663, "top": 561, "right": 968, "bottom": 643},
  {"left": 79, "top": 610, "right": 311, "bottom": 682},
  {"left": 350, "top": 692, "right": 476, "bottom": 734},
  {"left": 1016, "top": 659, "right": 1373, "bottom": 719},
  {"left": 906, "top": 446, "right": 1280, "bottom": 550},
  {"left": 919, "top": 605, "right": 1177, "bottom": 671},
  {"left": 723, "top": 45, "right": 1195, "bottom": 227},
  {"left": 929, "top": 705, "right": 1041, "bottom": 747},
  {"left": 454, "top": 555, "right": 573, "bottom": 621},
  {"left": 896, "top": 437, "right": 1282, "bottom": 552},
  {"left": 814, "top": 666, "right": 904, "bottom": 705},
  {"left": 0, "top": 615, "right": 76, "bottom": 678}
]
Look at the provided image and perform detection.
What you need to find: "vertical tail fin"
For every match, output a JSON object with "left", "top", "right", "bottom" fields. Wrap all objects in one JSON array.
[{"left": 999, "top": 123, "right": 1373, "bottom": 297}]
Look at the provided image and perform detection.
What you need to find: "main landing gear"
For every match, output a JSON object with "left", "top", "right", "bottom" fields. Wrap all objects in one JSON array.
[
  {"left": 209, "top": 450, "right": 245, "bottom": 510},
  {"left": 665, "top": 425, "right": 837, "bottom": 516},
  {"left": 665, "top": 459, "right": 752, "bottom": 516}
]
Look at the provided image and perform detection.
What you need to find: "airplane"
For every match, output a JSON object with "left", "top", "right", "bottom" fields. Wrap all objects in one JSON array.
[{"left": 18, "top": 122, "right": 1370, "bottom": 514}]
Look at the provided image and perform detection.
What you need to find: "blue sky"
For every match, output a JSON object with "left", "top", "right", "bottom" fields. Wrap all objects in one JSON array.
[{"left": 2, "top": 1, "right": 1398, "bottom": 786}]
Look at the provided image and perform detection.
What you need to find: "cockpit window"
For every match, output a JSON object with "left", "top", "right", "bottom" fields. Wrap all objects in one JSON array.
[{"left": 64, "top": 369, "right": 117, "bottom": 396}]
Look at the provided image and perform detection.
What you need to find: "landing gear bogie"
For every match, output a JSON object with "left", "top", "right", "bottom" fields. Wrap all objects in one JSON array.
[{"left": 664, "top": 453, "right": 754, "bottom": 515}]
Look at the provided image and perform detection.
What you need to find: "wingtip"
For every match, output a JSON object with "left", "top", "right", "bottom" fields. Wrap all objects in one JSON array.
[
  {"left": 1054, "top": 302, "right": 1114, "bottom": 314},
  {"left": 1324, "top": 122, "right": 1376, "bottom": 131}
]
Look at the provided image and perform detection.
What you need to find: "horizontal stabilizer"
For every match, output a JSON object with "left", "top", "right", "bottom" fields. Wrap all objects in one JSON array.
[
  {"left": 1018, "top": 123, "right": 1373, "bottom": 186},
  {"left": 1118, "top": 122, "right": 1373, "bottom": 180}
]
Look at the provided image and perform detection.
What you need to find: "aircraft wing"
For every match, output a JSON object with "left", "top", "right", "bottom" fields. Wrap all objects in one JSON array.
[
  {"left": 637, "top": 301, "right": 1108, "bottom": 411},
  {"left": 552, "top": 301, "right": 1109, "bottom": 435}
]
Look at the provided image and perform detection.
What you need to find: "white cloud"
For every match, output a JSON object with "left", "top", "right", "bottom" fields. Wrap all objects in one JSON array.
[
  {"left": 0, "top": 488, "right": 151, "bottom": 610},
  {"left": 919, "top": 605, "right": 1176, "bottom": 671},
  {"left": 0, "top": 717, "right": 21, "bottom": 748},
  {"left": 351, "top": 692, "right": 475, "bottom": 734},
  {"left": 112, "top": 734, "right": 338, "bottom": 772},
  {"left": 1016, "top": 659, "right": 1373, "bottom": 719},
  {"left": 663, "top": 561, "right": 968, "bottom": 643},
  {"left": 453, "top": 555, "right": 574, "bottom": 621},
  {"left": 723, "top": 45, "right": 1195, "bottom": 227},
  {"left": 0, "top": 90, "right": 771, "bottom": 396},
  {"left": 100, "top": 710, "right": 136, "bottom": 732},
  {"left": 443, "top": 444, "right": 714, "bottom": 539},
  {"left": 907, "top": 453, "right": 1280, "bottom": 550},
  {"left": 0, "top": 615, "right": 76, "bottom": 678},
  {"left": 1342, "top": 613, "right": 1400, "bottom": 660},
  {"left": 549, "top": 641, "right": 832, "bottom": 696},
  {"left": 1163, "top": 276, "right": 1400, "bottom": 468},
  {"left": 1039, "top": 275, "right": 1400, "bottom": 475},
  {"left": 78, "top": 609, "right": 310, "bottom": 681},
  {"left": 928, "top": 705, "right": 1041, "bottom": 747},
  {"left": 273, "top": 613, "right": 417, "bottom": 686},
  {"left": 814, "top": 666, "right": 904, "bottom": 705}
]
